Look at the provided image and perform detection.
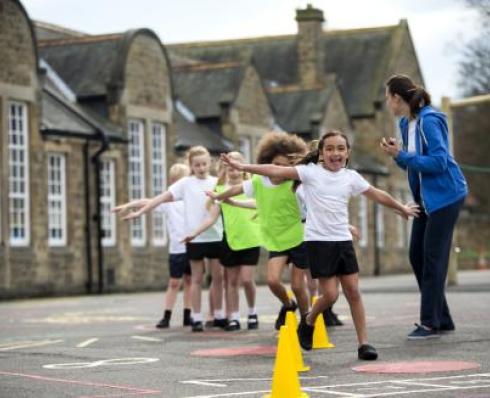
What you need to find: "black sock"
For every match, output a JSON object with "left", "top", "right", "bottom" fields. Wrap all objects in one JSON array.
[{"left": 163, "top": 310, "right": 172, "bottom": 320}]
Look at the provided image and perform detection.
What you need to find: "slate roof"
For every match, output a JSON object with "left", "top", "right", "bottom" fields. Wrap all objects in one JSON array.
[
  {"left": 172, "top": 63, "right": 244, "bottom": 119},
  {"left": 267, "top": 80, "right": 336, "bottom": 134},
  {"left": 168, "top": 24, "right": 400, "bottom": 117},
  {"left": 39, "top": 34, "right": 124, "bottom": 98},
  {"left": 174, "top": 111, "right": 233, "bottom": 154}
]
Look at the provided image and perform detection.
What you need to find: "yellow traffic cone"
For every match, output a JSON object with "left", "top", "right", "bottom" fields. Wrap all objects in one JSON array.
[
  {"left": 312, "top": 297, "right": 335, "bottom": 349},
  {"left": 263, "top": 325, "right": 309, "bottom": 398},
  {"left": 285, "top": 311, "right": 310, "bottom": 372}
]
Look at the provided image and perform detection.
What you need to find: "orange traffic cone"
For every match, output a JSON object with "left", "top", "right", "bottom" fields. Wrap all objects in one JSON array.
[
  {"left": 263, "top": 325, "right": 309, "bottom": 398},
  {"left": 312, "top": 297, "right": 335, "bottom": 349},
  {"left": 285, "top": 311, "right": 310, "bottom": 372}
]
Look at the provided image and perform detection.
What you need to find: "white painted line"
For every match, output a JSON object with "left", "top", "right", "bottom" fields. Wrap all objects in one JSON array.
[
  {"left": 302, "top": 388, "right": 363, "bottom": 397},
  {"left": 180, "top": 375, "right": 329, "bottom": 384},
  {"left": 0, "top": 340, "right": 63, "bottom": 351},
  {"left": 393, "top": 380, "right": 457, "bottom": 389},
  {"left": 182, "top": 381, "right": 228, "bottom": 388},
  {"left": 76, "top": 338, "right": 98, "bottom": 348},
  {"left": 361, "top": 385, "right": 490, "bottom": 398},
  {"left": 184, "top": 391, "right": 270, "bottom": 398},
  {"left": 43, "top": 357, "right": 159, "bottom": 370},
  {"left": 130, "top": 335, "right": 162, "bottom": 342}
]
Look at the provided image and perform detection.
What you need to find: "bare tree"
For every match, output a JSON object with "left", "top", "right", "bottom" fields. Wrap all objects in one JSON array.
[{"left": 458, "top": 0, "right": 490, "bottom": 96}]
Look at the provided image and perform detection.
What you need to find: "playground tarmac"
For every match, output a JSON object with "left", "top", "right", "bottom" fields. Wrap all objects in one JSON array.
[{"left": 0, "top": 269, "right": 489, "bottom": 397}]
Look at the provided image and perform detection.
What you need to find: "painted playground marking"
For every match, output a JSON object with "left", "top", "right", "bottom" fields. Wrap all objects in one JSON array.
[
  {"left": 0, "top": 339, "right": 63, "bottom": 351},
  {"left": 76, "top": 338, "right": 99, "bottom": 348},
  {"left": 43, "top": 357, "right": 159, "bottom": 370},
  {"left": 182, "top": 373, "right": 490, "bottom": 398},
  {"left": 352, "top": 360, "right": 481, "bottom": 374}
]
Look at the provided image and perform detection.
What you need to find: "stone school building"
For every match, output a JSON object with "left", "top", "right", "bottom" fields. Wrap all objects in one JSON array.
[{"left": 1, "top": 0, "right": 424, "bottom": 297}]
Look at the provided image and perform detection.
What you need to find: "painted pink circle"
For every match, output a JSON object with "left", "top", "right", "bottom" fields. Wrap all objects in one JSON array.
[
  {"left": 191, "top": 345, "right": 276, "bottom": 357},
  {"left": 353, "top": 361, "right": 480, "bottom": 374}
]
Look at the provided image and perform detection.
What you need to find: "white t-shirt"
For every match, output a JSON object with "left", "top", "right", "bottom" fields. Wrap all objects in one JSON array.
[
  {"left": 154, "top": 201, "right": 186, "bottom": 254},
  {"left": 168, "top": 175, "right": 223, "bottom": 243},
  {"left": 295, "top": 163, "right": 370, "bottom": 241},
  {"left": 243, "top": 176, "right": 305, "bottom": 218},
  {"left": 408, "top": 120, "right": 417, "bottom": 153}
]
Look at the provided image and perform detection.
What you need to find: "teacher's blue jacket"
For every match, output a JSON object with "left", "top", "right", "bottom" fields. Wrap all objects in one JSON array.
[{"left": 395, "top": 106, "right": 468, "bottom": 214}]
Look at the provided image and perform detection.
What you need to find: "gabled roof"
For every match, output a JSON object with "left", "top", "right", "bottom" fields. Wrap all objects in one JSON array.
[
  {"left": 173, "top": 62, "right": 244, "bottom": 119},
  {"left": 168, "top": 24, "right": 399, "bottom": 117},
  {"left": 34, "top": 20, "right": 87, "bottom": 40},
  {"left": 267, "top": 80, "right": 336, "bottom": 134}
]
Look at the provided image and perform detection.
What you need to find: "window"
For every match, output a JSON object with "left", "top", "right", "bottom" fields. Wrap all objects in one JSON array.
[
  {"left": 100, "top": 159, "right": 116, "bottom": 247},
  {"left": 128, "top": 119, "right": 146, "bottom": 246},
  {"left": 47, "top": 153, "right": 67, "bottom": 246},
  {"left": 358, "top": 195, "right": 368, "bottom": 248},
  {"left": 376, "top": 204, "right": 385, "bottom": 248},
  {"left": 151, "top": 122, "right": 167, "bottom": 246},
  {"left": 239, "top": 136, "right": 252, "bottom": 163},
  {"left": 8, "top": 101, "right": 30, "bottom": 246}
]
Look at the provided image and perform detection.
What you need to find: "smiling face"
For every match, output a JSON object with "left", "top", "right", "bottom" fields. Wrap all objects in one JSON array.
[
  {"left": 321, "top": 134, "right": 350, "bottom": 172},
  {"left": 190, "top": 154, "right": 211, "bottom": 179}
]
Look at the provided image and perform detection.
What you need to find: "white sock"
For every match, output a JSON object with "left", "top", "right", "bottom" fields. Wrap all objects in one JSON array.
[
  {"left": 231, "top": 312, "right": 241, "bottom": 321},
  {"left": 191, "top": 312, "right": 203, "bottom": 322},
  {"left": 214, "top": 309, "right": 225, "bottom": 319},
  {"left": 248, "top": 307, "right": 257, "bottom": 316}
]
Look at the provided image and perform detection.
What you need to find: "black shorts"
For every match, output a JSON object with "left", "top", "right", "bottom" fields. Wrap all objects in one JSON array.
[
  {"left": 220, "top": 236, "right": 260, "bottom": 267},
  {"left": 186, "top": 241, "right": 223, "bottom": 261},
  {"left": 169, "top": 253, "right": 191, "bottom": 278},
  {"left": 269, "top": 242, "right": 309, "bottom": 270},
  {"left": 306, "top": 241, "right": 359, "bottom": 278}
]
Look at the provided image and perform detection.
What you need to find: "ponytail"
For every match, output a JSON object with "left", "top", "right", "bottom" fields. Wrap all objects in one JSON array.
[{"left": 386, "top": 74, "right": 431, "bottom": 117}]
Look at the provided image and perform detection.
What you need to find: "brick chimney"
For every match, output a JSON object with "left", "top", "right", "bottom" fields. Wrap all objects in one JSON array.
[{"left": 296, "top": 4, "right": 325, "bottom": 88}]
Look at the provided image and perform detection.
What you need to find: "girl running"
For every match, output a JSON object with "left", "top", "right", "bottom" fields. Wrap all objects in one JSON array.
[
  {"left": 208, "top": 132, "right": 310, "bottom": 330},
  {"left": 221, "top": 130, "right": 419, "bottom": 360},
  {"left": 182, "top": 152, "right": 262, "bottom": 331},
  {"left": 113, "top": 163, "right": 192, "bottom": 328},
  {"left": 118, "top": 146, "right": 225, "bottom": 332}
]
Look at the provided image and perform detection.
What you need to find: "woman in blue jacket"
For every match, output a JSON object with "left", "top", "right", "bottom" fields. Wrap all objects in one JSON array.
[{"left": 381, "top": 74, "right": 468, "bottom": 340}]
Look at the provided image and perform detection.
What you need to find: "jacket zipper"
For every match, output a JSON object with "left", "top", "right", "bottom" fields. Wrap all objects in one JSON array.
[{"left": 417, "top": 117, "right": 427, "bottom": 214}]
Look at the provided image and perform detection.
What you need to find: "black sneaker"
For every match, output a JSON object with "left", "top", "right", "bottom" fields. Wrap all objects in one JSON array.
[
  {"left": 297, "top": 317, "right": 314, "bottom": 351},
  {"left": 358, "top": 344, "right": 378, "bottom": 360},
  {"left": 192, "top": 321, "right": 204, "bottom": 332},
  {"left": 155, "top": 317, "right": 170, "bottom": 329},
  {"left": 213, "top": 318, "right": 228, "bottom": 329},
  {"left": 247, "top": 314, "right": 259, "bottom": 330},
  {"left": 323, "top": 308, "right": 343, "bottom": 327},
  {"left": 275, "top": 300, "right": 297, "bottom": 331},
  {"left": 438, "top": 324, "right": 455, "bottom": 334},
  {"left": 225, "top": 319, "right": 241, "bottom": 331}
]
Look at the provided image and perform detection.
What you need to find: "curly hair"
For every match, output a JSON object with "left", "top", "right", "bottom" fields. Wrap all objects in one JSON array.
[{"left": 255, "top": 132, "right": 307, "bottom": 164}]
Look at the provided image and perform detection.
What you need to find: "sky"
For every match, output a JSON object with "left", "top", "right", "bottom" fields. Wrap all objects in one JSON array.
[{"left": 21, "top": 0, "right": 480, "bottom": 102}]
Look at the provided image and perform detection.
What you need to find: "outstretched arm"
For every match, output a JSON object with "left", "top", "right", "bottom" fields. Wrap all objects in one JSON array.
[
  {"left": 207, "top": 184, "right": 244, "bottom": 202},
  {"left": 220, "top": 153, "right": 299, "bottom": 180},
  {"left": 181, "top": 203, "right": 221, "bottom": 243},
  {"left": 225, "top": 198, "right": 257, "bottom": 209},
  {"left": 121, "top": 191, "right": 174, "bottom": 220},
  {"left": 363, "top": 186, "right": 420, "bottom": 219},
  {"left": 112, "top": 198, "right": 151, "bottom": 215}
]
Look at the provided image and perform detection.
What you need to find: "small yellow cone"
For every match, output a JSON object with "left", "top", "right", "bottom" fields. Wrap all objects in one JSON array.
[
  {"left": 285, "top": 311, "right": 310, "bottom": 372},
  {"left": 311, "top": 297, "right": 335, "bottom": 349},
  {"left": 263, "top": 325, "right": 309, "bottom": 398}
]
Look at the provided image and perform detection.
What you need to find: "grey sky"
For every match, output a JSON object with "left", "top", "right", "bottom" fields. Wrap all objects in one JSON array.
[{"left": 22, "top": 0, "right": 479, "bottom": 102}]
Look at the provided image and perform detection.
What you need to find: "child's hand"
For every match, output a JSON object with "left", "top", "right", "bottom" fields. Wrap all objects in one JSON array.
[
  {"left": 180, "top": 234, "right": 196, "bottom": 244},
  {"left": 205, "top": 191, "right": 219, "bottom": 201},
  {"left": 349, "top": 225, "right": 361, "bottom": 240},
  {"left": 396, "top": 202, "right": 420, "bottom": 219},
  {"left": 220, "top": 153, "right": 245, "bottom": 171},
  {"left": 122, "top": 210, "right": 143, "bottom": 221}
]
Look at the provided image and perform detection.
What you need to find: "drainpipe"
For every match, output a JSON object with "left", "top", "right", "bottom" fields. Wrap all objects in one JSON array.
[
  {"left": 372, "top": 174, "right": 381, "bottom": 276},
  {"left": 83, "top": 141, "right": 93, "bottom": 293},
  {"left": 91, "top": 130, "right": 110, "bottom": 294}
]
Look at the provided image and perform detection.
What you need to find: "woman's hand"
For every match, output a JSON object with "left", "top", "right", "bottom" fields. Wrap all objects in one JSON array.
[
  {"left": 220, "top": 153, "right": 245, "bottom": 171},
  {"left": 380, "top": 137, "right": 400, "bottom": 158}
]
